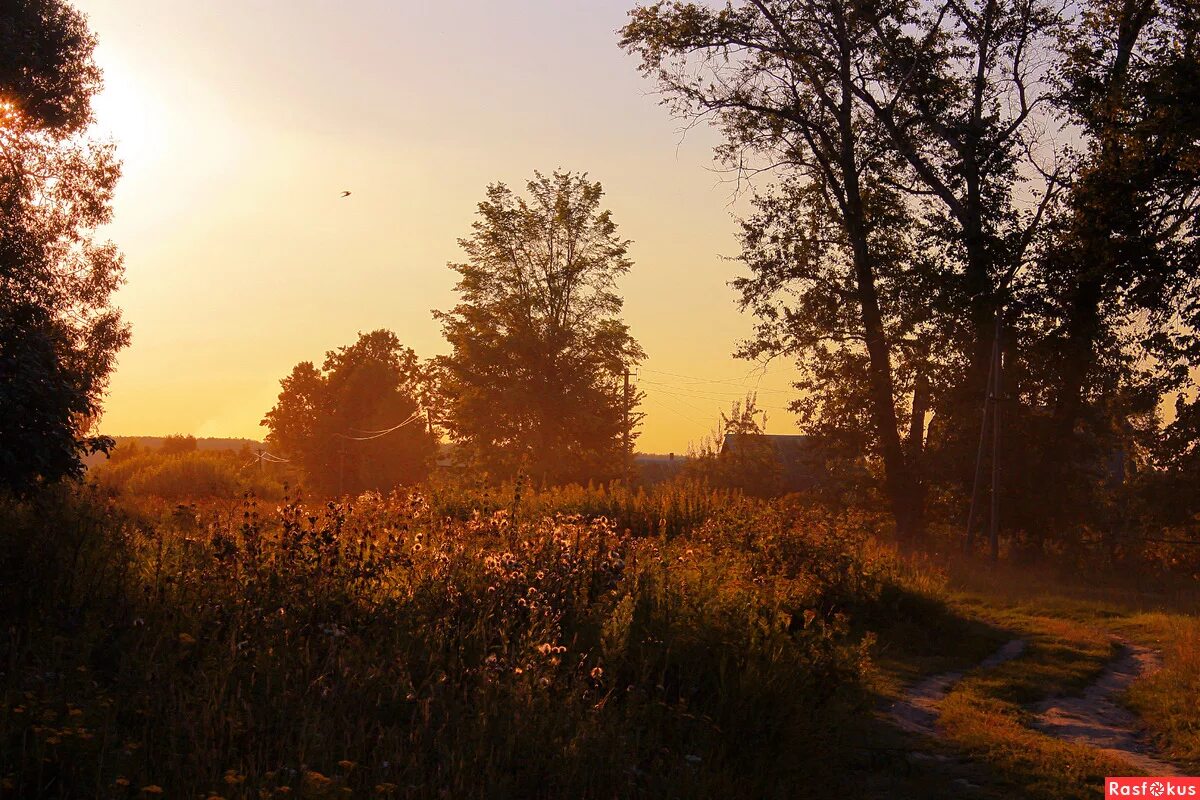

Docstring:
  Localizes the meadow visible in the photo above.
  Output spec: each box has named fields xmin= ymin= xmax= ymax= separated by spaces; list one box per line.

xmin=2 ymin=481 xmax=1196 ymax=799
xmin=0 ymin=482 xmax=923 ymax=799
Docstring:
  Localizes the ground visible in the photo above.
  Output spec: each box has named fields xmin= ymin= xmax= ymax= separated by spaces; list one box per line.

xmin=860 ymin=555 xmax=1199 ymax=800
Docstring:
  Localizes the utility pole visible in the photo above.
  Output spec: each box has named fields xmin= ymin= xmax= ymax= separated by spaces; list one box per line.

xmin=989 ymin=318 xmax=1003 ymax=562
xmin=964 ymin=311 xmax=1004 ymax=561
xmin=623 ymin=369 xmax=631 ymax=485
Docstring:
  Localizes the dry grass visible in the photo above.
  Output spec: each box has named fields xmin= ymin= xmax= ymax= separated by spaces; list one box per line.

xmin=1122 ymin=613 xmax=1200 ymax=770
xmin=0 ymin=486 xmax=912 ymax=799
xmin=3 ymin=483 xmax=1197 ymax=798
xmin=936 ymin=615 xmax=1127 ymax=800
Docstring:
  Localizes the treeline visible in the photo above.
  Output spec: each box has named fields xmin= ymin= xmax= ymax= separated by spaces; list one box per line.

xmin=260 ymin=173 xmax=644 ymax=496
xmin=91 ymin=436 xmax=284 ymax=500
xmin=621 ymin=0 xmax=1200 ymax=558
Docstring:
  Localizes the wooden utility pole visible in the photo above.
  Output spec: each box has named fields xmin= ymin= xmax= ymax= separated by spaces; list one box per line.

xmin=338 ymin=444 xmax=346 ymax=497
xmin=964 ymin=311 xmax=1004 ymax=561
xmin=623 ymin=369 xmax=631 ymax=484
xmin=989 ymin=319 xmax=1003 ymax=562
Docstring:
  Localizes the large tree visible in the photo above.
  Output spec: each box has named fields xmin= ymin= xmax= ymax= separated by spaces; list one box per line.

xmin=622 ymin=0 xmax=1199 ymax=553
xmin=1011 ymin=0 xmax=1200 ymax=550
xmin=262 ymin=331 xmax=438 ymax=496
xmin=622 ymin=0 xmax=931 ymax=539
xmin=0 ymin=0 xmax=128 ymax=493
xmin=434 ymin=171 xmax=645 ymax=485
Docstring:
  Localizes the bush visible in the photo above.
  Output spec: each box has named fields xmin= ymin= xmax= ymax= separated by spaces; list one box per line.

xmin=91 ymin=449 xmax=284 ymax=500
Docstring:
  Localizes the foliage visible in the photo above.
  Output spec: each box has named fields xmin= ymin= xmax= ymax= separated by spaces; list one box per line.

xmin=262 ymin=330 xmax=438 ymax=496
xmin=90 ymin=446 xmax=283 ymax=501
xmin=621 ymin=0 xmax=1200 ymax=556
xmin=0 ymin=487 xmax=920 ymax=799
xmin=435 ymin=171 xmax=645 ymax=486
xmin=0 ymin=0 xmax=128 ymax=493
xmin=681 ymin=395 xmax=784 ymax=497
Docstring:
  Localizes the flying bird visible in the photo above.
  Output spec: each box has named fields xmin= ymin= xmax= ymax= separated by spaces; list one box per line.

xmin=340 ymin=190 xmax=352 ymax=198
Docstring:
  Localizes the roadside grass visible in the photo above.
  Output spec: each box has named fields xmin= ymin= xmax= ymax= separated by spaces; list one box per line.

xmin=1119 ymin=613 xmax=1200 ymax=770
xmin=2 ymin=488 xmax=985 ymax=799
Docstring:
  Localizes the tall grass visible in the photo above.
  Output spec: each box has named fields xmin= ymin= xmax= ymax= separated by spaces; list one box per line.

xmin=0 ymin=487 xmax=910 ymax=799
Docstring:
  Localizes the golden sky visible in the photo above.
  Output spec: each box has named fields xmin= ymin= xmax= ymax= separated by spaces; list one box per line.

xmin=82 ymin=0 xmax=803 ymax=453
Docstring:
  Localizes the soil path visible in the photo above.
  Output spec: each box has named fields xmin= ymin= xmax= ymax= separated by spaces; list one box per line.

xmin=888 ymin=639 xmax=1027 ymax=736
xmin=889 ymin=634 xmax=1179 ymax=777
xmin=1031 ymin=640 xmax=1180 ymax=776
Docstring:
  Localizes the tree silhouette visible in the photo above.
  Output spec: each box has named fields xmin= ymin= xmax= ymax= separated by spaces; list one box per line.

xmin=622 ymin=0 xmax=929 ymax=538
xmin=434 ymin=172 xmax=645 ymax=485
xmin=262 ymin=331 xmax=437 ymax=496
xmin=0 ymin=0 xmax=128 ymax=493
xmin=623 ymin=0 xmax=1199 ymax=553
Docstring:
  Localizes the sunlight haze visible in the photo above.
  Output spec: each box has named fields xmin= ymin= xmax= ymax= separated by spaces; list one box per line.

xmin=81 ymin=0 xmax=804 ymax=452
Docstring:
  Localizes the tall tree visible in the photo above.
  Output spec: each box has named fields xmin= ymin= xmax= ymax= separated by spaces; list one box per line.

xmin=262 ymin=331 xmax=437 ymax=496
xmin=622 ymin=1 xmax=930 ymax=539
xmin=434 ymin=171 xmax=645 ymax=485
xmin=0 ymin=0 xmax=128 ymax=493
xmin=1014 ymin=0 xmax=1200 ymax=550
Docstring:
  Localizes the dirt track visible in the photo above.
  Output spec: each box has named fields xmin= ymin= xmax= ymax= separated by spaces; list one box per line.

xmin=1031 ymin=640 xmax=1180 ymax=776
xmin=889 ymin=635 xmax=1179 ymax=776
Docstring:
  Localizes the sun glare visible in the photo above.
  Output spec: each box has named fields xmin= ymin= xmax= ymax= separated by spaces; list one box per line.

xmin=89 ymin=57 xmax=166 ymax=169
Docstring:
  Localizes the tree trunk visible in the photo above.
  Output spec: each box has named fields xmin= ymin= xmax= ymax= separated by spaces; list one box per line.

xmin=835 ymin=34 xmax=923 ymax=544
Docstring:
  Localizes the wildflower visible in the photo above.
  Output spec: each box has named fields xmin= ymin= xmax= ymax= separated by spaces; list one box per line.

xmin=115 ymin=777 xmax=130 ymax=787
xmin=141 ymin=786 xmax=164 ymax=795
xmin=538 ymin=643 xmax=552 ymax=656
xmin=338 ymin=760 xmax=355 ymax=770
xmin=590 ymin=666 xmax=604 ymax=680
xmin=302 ymin=770 xmax=332 ymax=791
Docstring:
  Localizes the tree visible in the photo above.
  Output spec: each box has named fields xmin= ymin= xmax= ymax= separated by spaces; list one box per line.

xmin=262 ymin=331 xmax=437 ymax=496
xmin=0 ymin=0 xmax=128 ymax=493
xmin=685 ymin=395 xmax=785 ymax=495
xmin=1012 ymin=0 xmax=1200 ymax=552
xmin=622 ymin=0 xmax=1200 ymax=555
xmin=434 ymin=172 xmax=645 ymax=485
xmin=622 ymin=0 xmax=929 ymax=539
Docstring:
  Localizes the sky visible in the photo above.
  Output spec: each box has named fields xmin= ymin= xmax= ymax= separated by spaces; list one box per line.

xmin=80 ymin=0 xmax=804 ymax=453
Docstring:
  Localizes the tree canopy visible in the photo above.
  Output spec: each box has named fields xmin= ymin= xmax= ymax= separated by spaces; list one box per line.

xmin=0 ymin=0 xmax=128 ymax=494
xmin=262 ymin=331 xmax=438 ymax=496
xmin=622 ymin=0 xmax=1200 ymax=552
xmin=435 ymin=172 xmax=645 ymax=485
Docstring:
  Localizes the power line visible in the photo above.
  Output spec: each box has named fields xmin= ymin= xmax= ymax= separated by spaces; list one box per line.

xmin=639 ymin=366 xmax=794 ymax=394
xmin=643 ymin=383 xmax=795 ymax=414
xmin=645 ymin=393 xmax=709 ymax=429
xmin=332 ymin=411 xmax=422 ymax=441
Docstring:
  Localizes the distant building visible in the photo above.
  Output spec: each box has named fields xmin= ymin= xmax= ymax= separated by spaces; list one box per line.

xmin=720 ymin=433 xmax=824 ymax=493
